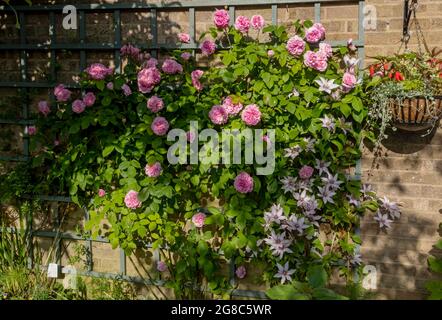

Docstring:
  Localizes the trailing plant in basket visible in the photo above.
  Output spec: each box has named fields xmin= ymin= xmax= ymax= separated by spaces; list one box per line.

xmin=16 ymin=10 xmax=403 ymax=299
xmin=366 ymin=48 xmax=442 ymax=142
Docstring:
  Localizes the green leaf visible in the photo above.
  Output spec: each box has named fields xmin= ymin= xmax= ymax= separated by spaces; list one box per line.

xmin=266 ymin=285 xmax=310 ymax=300
xmin=307 ymin=265 xmax=327 ymax=288
xmin=102 ymin=146 xmax=114 ymax=157
xmin=428 ymin=256 xmax=442 ymax=274
xmin=312 ymin=288 xmax=349 ymax=300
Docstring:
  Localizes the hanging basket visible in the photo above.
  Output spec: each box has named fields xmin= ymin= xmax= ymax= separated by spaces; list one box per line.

xmin=388 ymin=96 xmax=442 ymax=131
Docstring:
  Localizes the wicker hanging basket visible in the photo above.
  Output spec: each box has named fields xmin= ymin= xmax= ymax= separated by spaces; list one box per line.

xmin=388 ymin=96 xmax=442 ymax=131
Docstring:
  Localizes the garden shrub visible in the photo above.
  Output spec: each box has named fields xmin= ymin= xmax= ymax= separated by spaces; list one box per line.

xmin=21 ymin=11 xmax=401 ymax=299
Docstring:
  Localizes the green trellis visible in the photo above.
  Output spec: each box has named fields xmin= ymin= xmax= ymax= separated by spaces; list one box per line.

xmin=0 ymin=0 xmax=365 ymax=299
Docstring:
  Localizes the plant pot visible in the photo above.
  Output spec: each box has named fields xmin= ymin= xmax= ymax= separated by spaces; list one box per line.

xmin=389 ymin=96 xmax=442 ymax=131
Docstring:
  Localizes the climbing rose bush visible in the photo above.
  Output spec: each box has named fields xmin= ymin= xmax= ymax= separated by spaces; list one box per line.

xmin=29 ymin=15 xmax=401 ymax=299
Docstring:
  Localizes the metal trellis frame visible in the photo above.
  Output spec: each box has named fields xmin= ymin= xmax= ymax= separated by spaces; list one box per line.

xmin=0 ymin=0 xmax=365 ymax=299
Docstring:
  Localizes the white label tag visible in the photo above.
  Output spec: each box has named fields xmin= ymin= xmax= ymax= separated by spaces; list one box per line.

xmin=47 ymin=263 xmax=59 ymax=278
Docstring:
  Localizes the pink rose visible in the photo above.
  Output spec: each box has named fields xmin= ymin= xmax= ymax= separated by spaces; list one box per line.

xmin=313 ymin=23 xmax=326 ymax=39
xmin=250 ymin=15 xmax=265 ymax=30
xmin=98 ymin=189 xmax=106 ymax=197
xmin=124 ymin=190 xmax=142 ymax=209
xmin=145 ymin=162 xmax=162 ymax=178
xmin=145 ymin=58 xmax=158 ymax=68
xmin=191 ymin=70 xmax=204 ymax=91
xmin=304 ymin=51 xmax=328 ymax=72
xmin=86 ymin=63 xmax=113 ymax=80
xmin=151 ymin=116 xmax=169 ymax=136
xmin=241 ymin=104 xmax=261 ymax=126
xmin=54 ymin=139 xmax=60 ymax=146
xmin=267 ymin=49 xmax=275 ymax=57
xmin=235 ymin=16 xmax=250 ymax=34
xmin=54 ymin=84 xmax=71 ymax=102
xmin=209 ymin=105 xmax=228 ymax=125
xmin=137 ymin=67 xmax=161 ymax=93
xmin=162 ymin=58 xmax=183 ymax=74
xmin=262 ymin=135 xmax=271 ymax=145
xmin=299 ymin=165 xmax=314 ymax=180
xmin=38 ymin=100 xmax=50 ymax=116
xmin=286 ymin=35 xmax=306 ymax=57
xmin=234 ymin=172 xmax=254 ymax=194
xmin=178 ymin=32 xmax=191 ymax=43
xmin=192 ymin=212 xmax=206 ymax=228
xmin=181 ymin=52 xmax=192 ymax=61
xmin=122 ymin=84 xmax=132 ymax=96
xmin=28 ymin=126 xmax=37 ymax=136
xmin=342 ymin=72 xmax=357 ymax=90
xmin=305 ymin=26 xmax=323 ymax=44
xmin=157 ymin=261 xmax=168 ymax=272
xmin=319 ymin=43 xmax=333 ymax=58
xmin=120 ymin=44 xmax=141 ymax=60
xmin=147 ymin=95 xmax=164 ymax=113
xmin=83 ymin=92 xmax=96 ymax=107
xmin=213 ymin=9 xmax=230 ymax=29
xmin=200 ymin=40 xmax=216 ymax=56
xmin=72 ymin=99 xmax=86 ymax=114
xmin=186 ymin=130 xmax=196 ymax=142
xmin=222 ymin=96 xmax=243 ymax=116
xmin=236 ymin=266 xmax=247 ymax=279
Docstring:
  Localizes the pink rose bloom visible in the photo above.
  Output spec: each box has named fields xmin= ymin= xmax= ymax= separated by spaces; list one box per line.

xmin=234 ymin=172 xmax=254 ymax=194
xmin=262 ymin=135 xmax=271 ymax=145
xmin=124 ymin=190 xmax=142 ymax=209
xmin=200 ymin=40 xmax=216 ymax=56
xmin=98 ymin=189 xmax=106 ymax=197
xmin=213 ymin=9 xmax=230 ymax=29
xmin=319 ymin=42 xmax=333 ymax=58
xmin=299 ymin=165 xmax=314 ymax=180
xmin=235 ymin=16 xmax=250 ymax=34
xmin=209 ymin=105 xmax=228 ymax=125
xmin=192 ymin=212 xmax=206 ymax=228
xmin=181 ymin=52 xmax=192 ymax=61
xmin=186 ymin=130 xmax=196 ymax=142
xmin=313 ymin=23 xmax=326 ymax=39
xmin=38 ymin=100 xmax=50 ymax=116
xmin=267 ymin=49 xmax=275 ymax=57
xmin=241 ymin=104 xmax=261 ymax=126
xmin=305 ymin=26 xmax=323 ymax=44
xmin=162 ymin=58 xmax=183 ymax=74
xmin=286 ymin=35 xmax=306 ymax=57
xmin=236 ymin=266 xmax=247 ymax=279
xmin=145 ymin=162 xmax=162 ymax=178
xmin=54 ymin=84 xmax=71 ymax=102
xmin=120 ymin=44 xmax=141 ymax=60
xmin=106 ymin=82 xmax=114 ymax=90
xmin=178 ymin=32 xmax=191 ymax=43
xmin=122 ymin=84 xmax=132 ymax=96
xmin=251 ymin=15 xmax=265 ymax=30
xmin=222 ymin=96 xmax=243 ymax=116
xmin=147 ymin=95 xmax=164 ymax=113
xmin=191 ymin=69 xmax=204 ymax=91
xmin=151 ymin=116 xmax=169 ymax=136
xmin=304 ymin=51 xmax=328 ymax=72
xmin=72 ymin=99 xmax=86 ymax=114
xmin=342 ymin=72 xmax=357 ymax=90
xmin=145 ymin=57 xmax=158 ymax=68
xmin=86 ymin=63 xmax=113 ymax=80
xmin=137 ymin=67 xmax=161 ymax=93
xmin=28 ymin=126 xmax=37 ymax=136
xmin=157 ymin=261 xmax=168 ymax=272
xmin=83 ymin=92 xmax=96 ymax=107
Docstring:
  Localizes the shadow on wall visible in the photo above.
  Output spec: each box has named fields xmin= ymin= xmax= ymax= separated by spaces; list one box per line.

xmin=362 ymin=125 xmax=442 ymax=299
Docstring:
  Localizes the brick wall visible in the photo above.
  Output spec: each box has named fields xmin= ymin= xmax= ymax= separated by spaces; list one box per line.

xmin=1 ymin=0 xmax=441 ymax=299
